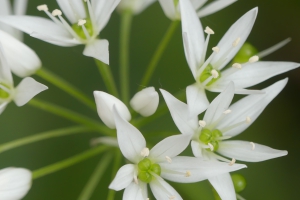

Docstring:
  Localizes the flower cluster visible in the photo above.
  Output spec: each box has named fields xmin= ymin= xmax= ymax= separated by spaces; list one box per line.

xmin=0 ymin=0 xmax=298 ymax=200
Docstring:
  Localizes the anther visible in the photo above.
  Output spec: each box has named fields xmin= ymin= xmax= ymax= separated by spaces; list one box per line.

xmin=204 ymin=26 xmax=215 ymax=35
xmin=212 ymin=46 xmax=220 ymax=53
xmin=199 ymin=120 xmax=206 ymax=127
xmin=246 ymin=117 xmax=251 ymax=124
xmin=141 ymin=148 xmax=150 ymax=157
xmin=223 ymin=109 xmax=232 ymax=114
xmin=37 ymin=4 xmax=48 ymax=11
xmin=232 ymin=37 xmax=241 ymax=47
xmin=185 ymin=171 xmax=191 ymax=177
xmin=232 ymin=63 xmax=242 ymax=69
xmin=248 ymin=55 xmax=259 ymax=63
xmin=165 ymin=156 xmax=172 ymax=163
xmin=208 ymin=143 xmax=214 ymax=151
xmin=169 ymin=196 xmax=176 ymax=200
xmin=229 ymin=158 xmax=236 ymax=166
xmin=250 ymin=142 xmax=255 ymax=150
xmin=52 ymin=9 xmax=62 ymax=16
xmin=211 ymin=70 xmax=219 ymax=78
xmin=78 ymin=19 xmax=87 ymax=26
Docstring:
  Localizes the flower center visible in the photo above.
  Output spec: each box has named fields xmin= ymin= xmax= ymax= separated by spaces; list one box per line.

xmin=199 ymin=128 xmax=223 ymax=151
xmin=199 ymin=64 xmax=221 ymax=86
xmin=72 ymin=18 xmax=94 ymax=40
xmin=232 ymin=42 xmax=258 ymax=64
xmin=137 ymin=158 xmax=161 ymax=183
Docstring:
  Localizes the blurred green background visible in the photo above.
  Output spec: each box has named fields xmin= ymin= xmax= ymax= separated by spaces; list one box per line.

xmin=0 ymin=0 xmax=299 ymax=199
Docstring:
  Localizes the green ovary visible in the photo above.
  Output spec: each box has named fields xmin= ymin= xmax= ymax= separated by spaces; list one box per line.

xmin=72 ymin=19 xmax=94 ymax=40
xmin=199 ymin=129 xmax=223 ymax=151
xmin=233 ymin=42 xmax=258 ymax=63
xmin=199 ymin=64 xmax=221 ymax=86
xmin=0 ymin=83 xmax=10 ymax=99
xmin=231 ymin=174 xmax=247 ymax=193
xmin=138 ymin=158 xmax=161 ymax=183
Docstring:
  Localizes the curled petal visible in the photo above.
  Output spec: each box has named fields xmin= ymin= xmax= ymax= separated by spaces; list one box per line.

xmin=83 ymin=39 xmax=109 ymax=64
xmin=158 ymin=0 xmax=179 ymax=20
xmin=109 ymin=164 xmax=135 ymax=191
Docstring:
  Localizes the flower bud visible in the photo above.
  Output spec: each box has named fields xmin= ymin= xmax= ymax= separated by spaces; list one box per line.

xmin=94 ymin=91 xmax=131 ymax=129
xmin=0 ymin=167 xmax=32 ymax=199
xmin=130 ymin=87 xmax=159 ymax=117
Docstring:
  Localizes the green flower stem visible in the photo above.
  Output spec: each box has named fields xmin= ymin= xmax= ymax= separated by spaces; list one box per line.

xmin=78 ymin=152 xmax=113 ymax=200
xmin=132 ymin=89 xmax=185 ymax=127
xmin=106 ymin=150 xmax=122 ymax=200
xmin=36 ymin=68 xmax=95 ymax=110
xmin=32 ymin=146 xmax=109 ymax=180
xmin=95 ymin=59 xmax=119 ymax=98
xmin=120 ymin=9 xmax=133 ymax=104
xmin=0 ymin=126 xmax=92 ymax=154
xmin=139 ymin=20 xmax=180 ymax=90
xmin=28 ymin=99 xmax=114 ymax=136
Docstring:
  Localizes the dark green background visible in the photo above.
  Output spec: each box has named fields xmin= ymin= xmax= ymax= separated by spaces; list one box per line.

xmin=0 ymin=0 xmax=299 ymax=199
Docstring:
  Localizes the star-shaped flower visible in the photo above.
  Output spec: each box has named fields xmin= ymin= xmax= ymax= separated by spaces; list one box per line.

xmin=180 ymin=0 xmax=300 ymax=117
xmin=0 ymin=0 xmax=121 ymax=64
xmin=109 ymin=106 xmax=246 ymax=199
xmin=160 ymin=79 xmax=288 ymax=199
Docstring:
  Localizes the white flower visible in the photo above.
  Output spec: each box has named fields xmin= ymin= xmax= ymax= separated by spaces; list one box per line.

xmin=158 ymin=0 xmax=237 ymax=21
xmin=180 ymin=1 xmax=300 ymax=117
xmin=0 ymin=0 xmax=28 ymax=41
xmin=109 ymin=106 xmax=246 ymax=200
xmin=160 ymin=79 xmax=288 ymax=200
xmin=0 ymin=29 xmax=41 ymax=77
xmin=118 ymin=0 xmax=156 ymax=15
xmin=0 ymin=0 xmax=121 ymax=64
xmin=0 ymin=167 xmax=32 ymax=200
xmin=130 ymin=87 xmax=159 ymax=117
xmin=0 ymin=45 xmax=47 ymax=114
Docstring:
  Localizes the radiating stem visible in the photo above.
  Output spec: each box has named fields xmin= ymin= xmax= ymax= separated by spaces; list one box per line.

xmin=95 ymin=59 xmax=119 ymax=98
xmin=32 ymin=146 xmax=108 ymax=179
xmin=36 ymin=68 xmax=95 ymax=110
xmin=106 ymin=151 xmax=122 ymax=200
xmin=0 ymin=126 xmax=92 ymax=154
xmin=139 ymin=20 xmax=180 ymax=90
xmin=28 ymin=99 xmax=114 ymax=136
xmin=119 ymin=9 xmax=133 ymax=104
xmin=78 ymin=152 xmax=113 ymax=200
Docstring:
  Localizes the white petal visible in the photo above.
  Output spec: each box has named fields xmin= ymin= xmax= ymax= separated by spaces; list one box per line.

xmin=83 ymin=39 xmax=109 ymax=64
xmin=150 ymin=174 xmax=183 ymax=200
xmin=14 ymin=77 xmax=48 ymax=106
xmin=211 ymin=8 xmax=258 ymax=70
xmin=0 ymin=102 xmax=8 ymax=115
xmin=130 ymin=87 xmax=159 ymax=117
xmin=113 ymin=107 xmax=145 ymax=163
xmin=158 ymin=0 xmax=178 ymax=20
xmin=56 ymin=0 xmax=86 ymax=24
xmin=123 ymin=181 xmax=148 ymax=200
xmin=149 ymin=134 xmax=192 ymax=163
xmin=216 ymin=61 xmax=299 ymax=90
xmin=160 ymin=89 xmax=198 ymax=135
xmin=0 ymin=0 xmax=16 ymax=38
xmin=186 ymin=84 xmax=209 ymax=117
xmin=197 ymin=0 xmax=237 ymax=18
xmin=180 ymin=0 xmax=205 ymax=77
xmin=0 ymin=167 xmax=32 ymax=200
xmin=191 ymin=140 xmax=203 ymax=158
xmin=208 ymin=173 xmax=236 ymax=200
xmin=217 ymin=78 xmax=287 ymax=137
xmin=109 ymin=164 xmax=135 ymax=191
xmin=0 ymin=44 xmax=13 ymax=84
xmin=218 ymin=140 xmax=288 ymax=162
xmin=204 ymin=82 xmax=234 ymax=126
xmin=0 ymin=30 xmax=41 ymax=77
xmin=13 ymin=0 xmax=28 ymax=15
xmin=190 ymin=0 xmax=207 ymax=10
xmin=160 ymin=156 xmax=246 ymax=183
xmin=94 ymin=91 xmax=131 ymax=129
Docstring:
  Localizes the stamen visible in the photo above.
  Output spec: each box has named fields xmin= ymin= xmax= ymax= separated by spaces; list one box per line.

xmin=212 ymin=46 xmax=220 ymax=53
xmin=169 ymin=196 xmax=176 ymax=200
xmin=229 ymin=158 xmax=236 ymax=166
xmin=78 ymin=19 xmax=87 ymax=26
xmin=216 ymin=135 xmax=232 ymax=140
xmin=232 ymin=63 xmax=242 ymax=69
xmin=134 ymin=175 xmax=139 ymax=184
xmin=233 ymin=37 xmax=241 ymax=47
xmin=211 ymin=70 xmax=219 ymax=78
xmin=141 ymin=148 xmax=150 ymax=157
xmin=185 ymin=171 xmax=191 ymax=177
xmin=223 ymin=109 xmax=232 ymax=114
xmin=52 ymin=9 xmax=62 ymax=16
xmin=248 ymin=55 xmax=259 ymax=63
xmin=250 ymin=142 xmax=255 ymax=150
xmin=208 ymin=143 xmax=214 ymax=151
xmin=204 ymin=26 xmax=215 ymax=35
xmin=37 ymin=4 xmax=48 ymax=11
xmin=199 ymin=120 xmax=206 ymax=127
xmin=246 ymin=117 xmax=251 ymax=124
xmin=165 ymin=156 xmax=172 ymax=163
